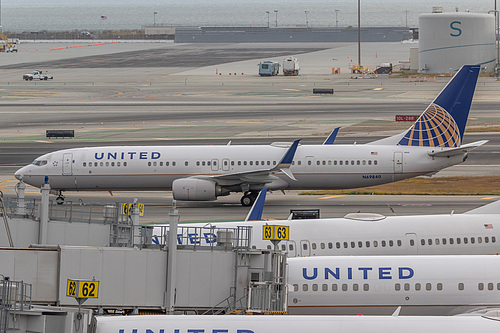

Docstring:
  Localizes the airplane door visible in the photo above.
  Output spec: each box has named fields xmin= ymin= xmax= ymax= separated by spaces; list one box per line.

xmin=222 ymin=158 xmax=230 ymax=171
xmin=305 ymin=156 xmax=315 ymax=173
xmin=211 ymin=159 xmax=219 ymax=171
xmin=62 ymin=153 xmax=73 ymax=175
xmin=405 ymin=233 xmax=418 ymax=255
xmin=299 ymin=240 xmax=311 ymax=257
xmin=394 ymin=152 xmax=403 ymax=173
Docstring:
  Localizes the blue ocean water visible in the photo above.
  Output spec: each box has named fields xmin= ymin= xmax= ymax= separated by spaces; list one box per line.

xmin=1 ymin=0 xmax=494 ymax=32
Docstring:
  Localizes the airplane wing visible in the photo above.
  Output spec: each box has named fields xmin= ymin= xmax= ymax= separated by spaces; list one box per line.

xmin=198 ymin=139 xmax=301 ymax=185
xmin=455 ymin=307 xmax=500 ymax=316
xmin=427 ymin=140 xmax=488 ymax=157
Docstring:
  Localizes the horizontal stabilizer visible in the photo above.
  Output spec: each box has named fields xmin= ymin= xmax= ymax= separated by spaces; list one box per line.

xmin=464 ymin=200 xmax=500 ymax=215
xmin=428 ymin=140 xmax=488 ymax=157
xmin=280 ymin=168 xmax=297 ymax=181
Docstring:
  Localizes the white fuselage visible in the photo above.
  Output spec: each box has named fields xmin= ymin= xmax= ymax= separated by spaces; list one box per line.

xmin=153 ymin=212 xmax=500 ymax=257
xmin=95 ymin=313 xmax=500 ymax=333
xmin=287 ymin=255 xmax=500 ymax=316
xmin=15 ymin=143 xmax=465 ymax=192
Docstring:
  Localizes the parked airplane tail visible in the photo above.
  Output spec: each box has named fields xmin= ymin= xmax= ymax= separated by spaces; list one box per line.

xmin=464 ymin=199 xmax=500 ymax=215
xmin=370 ymin=65 xmax=480 ymax=147
xmin=245 ymin=188 xmax=268 ymax=221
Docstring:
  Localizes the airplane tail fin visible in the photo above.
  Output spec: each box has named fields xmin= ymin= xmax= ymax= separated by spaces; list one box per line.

xmin=245 ymin=188 xmax=268 ymax=221
xmin=464 ymin=199 xmax=500 ymax=215
xmin=369 ymin=65 xmax=480 ymax=147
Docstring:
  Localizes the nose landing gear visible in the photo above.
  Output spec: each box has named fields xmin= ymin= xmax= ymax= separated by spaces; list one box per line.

xmin=56 ymin=191 xmax=65 ymax=205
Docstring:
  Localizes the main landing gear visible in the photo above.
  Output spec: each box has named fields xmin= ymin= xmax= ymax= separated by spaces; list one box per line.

xmin=240 ymin=191 xmax=259 ymax=207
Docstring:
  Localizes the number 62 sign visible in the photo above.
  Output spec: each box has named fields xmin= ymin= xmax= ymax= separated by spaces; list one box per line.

xmin=66 ymin=279 xmax=99 ymax=299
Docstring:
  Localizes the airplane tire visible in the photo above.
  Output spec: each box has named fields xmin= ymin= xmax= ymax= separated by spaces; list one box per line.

xmin=56 ymin=195 xmax=65 ymax=205
xmin=240 ymin=194 xmax=254 ymax=207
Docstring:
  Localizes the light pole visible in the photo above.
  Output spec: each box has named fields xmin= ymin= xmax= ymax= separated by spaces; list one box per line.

xmin=404 ymin=10 xmax=409 ymax=27
xmin=266 ymin=11 xmax=270 ymax=28
xmin=305 ymin=11 xmax=309 ymax=28
xmin=358 ymin=0 xmax=361 ymax=69
xmin=335 ymin=9 xmax=340 ymax=27
xmin=274 ymin=10 xmax=278 ymax=28
xmin=153 ymin=11 xmax=157 ymax=26
xmin=489 ymin=9 xmax=500 ymax=75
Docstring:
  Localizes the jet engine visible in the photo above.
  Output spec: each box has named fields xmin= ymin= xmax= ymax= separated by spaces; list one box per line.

xmin=172 ymin=178 xmax=220 ymax=201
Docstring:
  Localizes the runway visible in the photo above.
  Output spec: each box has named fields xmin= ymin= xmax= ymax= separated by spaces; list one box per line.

xmin=1 ymin=40 xmax=499 ymax=223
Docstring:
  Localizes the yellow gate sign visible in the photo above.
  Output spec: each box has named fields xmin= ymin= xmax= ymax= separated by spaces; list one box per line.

xmin=66 ymin=279 xmax=99 ymax=299
xmin=262 ymin=225 xmax=289 ymax=241
xmin=120 ymin=203 xmax=145 ymax=216
xmin=66 ymin=279 xmax=77 ymax=297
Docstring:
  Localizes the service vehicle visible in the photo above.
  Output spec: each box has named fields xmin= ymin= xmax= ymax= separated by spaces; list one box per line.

xmin=23 ymin=70 xmax=54 ymax=81
xmin=283 ymin=56 xmax=300 ymax=76
xmin=258 ymin=61 xmax=280 ymax=76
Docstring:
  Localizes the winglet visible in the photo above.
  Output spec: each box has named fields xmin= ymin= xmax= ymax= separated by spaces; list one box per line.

xmin=245 ymin=188 xmax=268 ymax=221
xmin=277 ymin=139 xmax=301 ymax=167
xmin=323 ymin=127 xmax=341 ymax=145
xmin=274 ymin=139 xmax=300 ymax=181
xmin=392 ymin=306 xmax=401 ymax=317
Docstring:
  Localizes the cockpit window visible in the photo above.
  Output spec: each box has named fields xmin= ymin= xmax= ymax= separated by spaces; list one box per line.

xmin=31 ymin=160 xmax=47 ymax=166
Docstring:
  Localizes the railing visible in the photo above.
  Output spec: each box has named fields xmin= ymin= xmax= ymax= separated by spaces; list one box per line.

xmin=247 ymin=282 xmax=286 ymax=314
xmin=201 ymin=289 xmax=248 ymax=315
xmin=0 ymin=278 xmax=32 ymax=333
xmin=3 ymin=197 xmax=127 ymax=224
xmin=149 ymin=225 xmax=252 ymax=250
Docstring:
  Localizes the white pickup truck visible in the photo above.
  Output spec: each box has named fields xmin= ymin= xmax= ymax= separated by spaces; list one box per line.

xmin=23 ymin=70 xmax=54 ymax=81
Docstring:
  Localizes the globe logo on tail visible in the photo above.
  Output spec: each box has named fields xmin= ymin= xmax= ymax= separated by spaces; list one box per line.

xmin=398 ymin=103 xmax=461 ymax=147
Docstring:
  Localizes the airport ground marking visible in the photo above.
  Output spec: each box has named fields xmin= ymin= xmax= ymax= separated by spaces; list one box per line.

xmin=0 ymin=178 xmax=17 ymax=193
xmin=319 ymin=195 xmax=345 ymax=200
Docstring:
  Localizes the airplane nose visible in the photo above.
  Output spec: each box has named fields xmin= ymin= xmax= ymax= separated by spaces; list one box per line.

xmin=14 ymin=166 xmax=26 ymax=180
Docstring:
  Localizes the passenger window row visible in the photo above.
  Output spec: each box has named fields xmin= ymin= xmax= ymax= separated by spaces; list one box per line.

xmin=147 ymin=161 xmax=177 ymax=167
xmin=290 ymin=160 xmax=379 ymax=166
xmin=419 ymin=236 xmax=496 ymax=246
xmin=280 ymin=235 xmax=497 ymax=252
xmin=139 ymin=159 xmax=379 ymax=169
xmin=293 ymin=282 xmax=500 ymax=293
xmin=83 ymin=161 xmax=128 ymax=167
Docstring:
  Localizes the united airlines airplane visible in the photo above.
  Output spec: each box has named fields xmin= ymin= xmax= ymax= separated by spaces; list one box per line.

xmin=94 ymin=312 xmax=500 ymax=333
xmin=288 ymin=254 xmax=500 ymax=316
xmin=153 ymin=198 xmax=500 ymax=257
xmin=15 ymin=65 xmax=486 ymax=206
